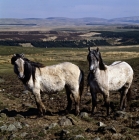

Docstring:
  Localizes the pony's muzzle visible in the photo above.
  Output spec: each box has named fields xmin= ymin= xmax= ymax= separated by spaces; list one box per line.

xmin=90 ymin=65 xmax=94 ymax=71
xmin=18 ymin=73 xmax=25 ymax=79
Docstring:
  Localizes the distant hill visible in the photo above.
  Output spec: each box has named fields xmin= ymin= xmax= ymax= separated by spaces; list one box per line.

xmin=0 ymin=16 xmax=139 ymax=27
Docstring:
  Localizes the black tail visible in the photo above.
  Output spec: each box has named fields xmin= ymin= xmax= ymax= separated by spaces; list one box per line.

xmin=127 ymin=88 xmax=132 ymax=102
xmin=79 ymin=69 xmax=84 ymax=99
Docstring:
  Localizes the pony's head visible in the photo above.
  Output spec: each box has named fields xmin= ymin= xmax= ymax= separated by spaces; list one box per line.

xmin=87 ymin=47 xmax=106 ymax=72
xmin=11 ymin=53 xmax=25 ymax=79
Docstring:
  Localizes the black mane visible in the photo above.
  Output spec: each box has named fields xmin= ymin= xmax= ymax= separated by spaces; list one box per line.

xmin=11 ymin=54 xmax=45 ymax=84
xmin=24 ymin=58 xmax=44 ymax=68
xmin=96 ymin=50 xmax=106 ymax=70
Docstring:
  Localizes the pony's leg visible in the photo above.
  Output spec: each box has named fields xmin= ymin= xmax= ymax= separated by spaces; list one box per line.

xmin=120 ymin=86 xmax=129 ymax=110
xmin=123 ymin=98 xmax=127 ymax=111
xmin=103 ymin=92 xmax=110 ymax=116
xmin=72 ymin=90 xmax=80 ymax=116
xmin=90 ymin=89 xmax=97 ymax=115
xmin=33 ymin=90 xmax=46 ymax=116
xmin=120 ymin=91 xmax=124 ymax=110
xmin=65 ymin=86 xmax=72 ymax=113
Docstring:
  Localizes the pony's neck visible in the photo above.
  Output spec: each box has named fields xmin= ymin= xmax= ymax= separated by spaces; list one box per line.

xmin=93 ymin=67 xmax=108 ymax=84
xmin=20 ymin=61 xmax=35 ymax=84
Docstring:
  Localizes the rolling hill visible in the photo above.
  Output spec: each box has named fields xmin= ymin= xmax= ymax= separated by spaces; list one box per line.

xmin=0 ymin=16 xmax=139 ymax=27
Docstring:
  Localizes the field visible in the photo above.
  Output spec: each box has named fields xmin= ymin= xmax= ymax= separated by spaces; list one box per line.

xmin=0 ymin=45 xmax=139 ymax=140
xmin=0 ymin=25 xmax=139 ymax=48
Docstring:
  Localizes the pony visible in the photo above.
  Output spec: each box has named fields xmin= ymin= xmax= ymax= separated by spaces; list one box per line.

xmin=11 ymin=54 xmax=84 ymax=116
xmin=87 ymin=47 xmax=133 ymax=116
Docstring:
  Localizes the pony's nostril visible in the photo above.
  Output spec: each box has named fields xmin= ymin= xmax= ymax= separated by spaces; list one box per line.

xmin=90 ymin=65 xmax=94 ymax=71
xmin=18 ymin=74 xmax=25 ymax=79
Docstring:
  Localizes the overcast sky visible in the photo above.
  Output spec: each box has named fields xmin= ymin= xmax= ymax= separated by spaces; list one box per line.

xmin=0 ymin=0 xmax=139 ymax=19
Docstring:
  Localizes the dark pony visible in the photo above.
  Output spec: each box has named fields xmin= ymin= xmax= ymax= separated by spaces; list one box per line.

xmin=87 ymin=47 xmax=133 ymax=116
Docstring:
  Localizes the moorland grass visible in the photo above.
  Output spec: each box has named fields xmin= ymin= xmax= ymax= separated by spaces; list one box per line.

xmin=0 ymin=45 xmax=139 ymax=75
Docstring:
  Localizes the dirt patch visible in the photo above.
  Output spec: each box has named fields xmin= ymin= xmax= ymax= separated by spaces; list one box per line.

xmin=79 ymin=32 xmax=101 ymax=37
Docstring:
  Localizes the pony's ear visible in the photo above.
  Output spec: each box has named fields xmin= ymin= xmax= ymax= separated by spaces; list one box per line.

xmin=20 ymin=53 xmax=24 ymax=58
xmin=88 ymin=47 xmax=91 ymax=52
xmin=96 ymin=47 xmax=99 ymax=52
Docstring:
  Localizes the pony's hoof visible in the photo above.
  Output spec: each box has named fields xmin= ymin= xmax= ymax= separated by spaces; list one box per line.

xmin=122 ymin=108 xmax=126 ymax=111
xmin=75 ymin=112 xmax=80 ymax=116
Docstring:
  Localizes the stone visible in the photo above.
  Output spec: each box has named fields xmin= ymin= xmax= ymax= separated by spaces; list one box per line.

xmin=115 ymin=111 xmax=133 ymax=119
xmin=8 ymin=117 xmax=16 ymax=122
xmin=46 ymin=122 xmax=58 ymax=129
xmin=74 ymin=134 xmax=85 ymax=139
xmin=67 ymin=116 xmax=77 ymax=125
xmin=93 ymin=137 xmax=101 ymax=140
xmin=20 ymin=132 xmax=28 ymax=137
xmin=0 ymin=124 xmax=7 ymax=131
xmin=7 ymin=124 xmax=17 ymax=131
xmin=86 ymin=92 xmax=91 ymax=96
xmin=136 ymin=120 xmax=139 ymax=125
xmin=15 ymin=114 xmax=25 ymax=121
xmin=112 ymin=133 xmax=122 ymax=139
xmin=0 ymin=113 xmax=7 ymax=119
xmin=58 ymin=116 xmax=73 ymax=126
xmin=97 ymin=122 xmax=106 ymax=127
xmin=134 ymin=89 xmax=138 ymax=92
xmin=13 ymin=122 xmax=22 ymax=129
xmin=80 ymin=112 xmax=89 ymax=118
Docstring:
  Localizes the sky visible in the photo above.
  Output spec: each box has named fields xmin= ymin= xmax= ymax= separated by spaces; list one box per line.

xmin=0 ymin=0 xmax=139 ymax=19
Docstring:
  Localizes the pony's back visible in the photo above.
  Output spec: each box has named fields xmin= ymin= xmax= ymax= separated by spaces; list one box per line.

xmin=108 ymin=61 xmax=133 ymax=91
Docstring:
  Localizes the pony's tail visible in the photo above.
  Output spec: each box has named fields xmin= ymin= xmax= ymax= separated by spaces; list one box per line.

xmin=127 ymin=88 xmax=132 ymax=102
xmin=79 ymin=69 xmax=84 ymax=100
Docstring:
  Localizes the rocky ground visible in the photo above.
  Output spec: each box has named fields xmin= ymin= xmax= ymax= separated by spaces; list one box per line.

xmin=0 ymin=59 xmax=139 ymax=140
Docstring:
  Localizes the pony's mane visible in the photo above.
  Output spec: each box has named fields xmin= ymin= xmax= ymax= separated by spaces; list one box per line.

xmin=23 ymin=58 xmax=45 ymax=84
xmin=97 ymin=50 xmax=106 ymax=70
xmin=24 ymin=58 xmax=45 ymax=68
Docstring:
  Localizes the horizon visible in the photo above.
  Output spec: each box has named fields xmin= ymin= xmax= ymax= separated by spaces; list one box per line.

xmin=0 ymin=16 xmax=139 ymax=20
xmin=0 ymin=0 xmax=139 ymax=19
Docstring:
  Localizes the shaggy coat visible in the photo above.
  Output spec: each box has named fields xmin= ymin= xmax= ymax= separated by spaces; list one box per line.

xmin=87 ymin=47 xmax=133 ymax=116
xmin=11 ymin=54 xmax=84 ymax=116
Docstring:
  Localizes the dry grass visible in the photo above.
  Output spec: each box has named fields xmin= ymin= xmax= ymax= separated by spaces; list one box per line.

xmin=0 ymin=45 xmax=139 ymax=66
xmin=102 ymin=51 xmax=139 ymax=61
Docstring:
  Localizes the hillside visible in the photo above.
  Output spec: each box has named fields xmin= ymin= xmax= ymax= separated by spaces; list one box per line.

xmin=0 ymin=16 xmax=139 ymax=27
xmin=0 ymin=16 xmax=139 ymax=47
